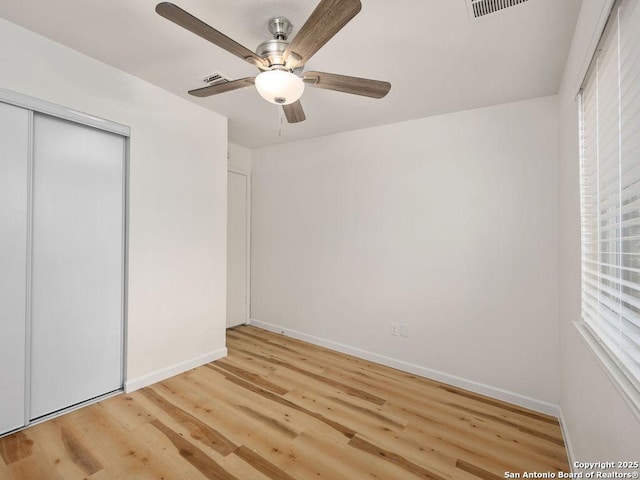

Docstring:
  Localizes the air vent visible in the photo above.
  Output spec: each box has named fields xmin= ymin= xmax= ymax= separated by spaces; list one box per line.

xmin=465 ymin=0 xmax=529 ymax=20
xmin=201 ymin=72 xmax=231 ymax=86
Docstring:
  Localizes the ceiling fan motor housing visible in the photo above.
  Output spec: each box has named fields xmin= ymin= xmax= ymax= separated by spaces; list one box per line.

xmin=256 ymin=39 xmax=289 ymax=68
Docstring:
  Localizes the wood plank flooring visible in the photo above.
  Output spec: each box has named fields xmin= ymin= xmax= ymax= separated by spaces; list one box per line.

xmin=0 ymin=325 xmax=570 ymax=479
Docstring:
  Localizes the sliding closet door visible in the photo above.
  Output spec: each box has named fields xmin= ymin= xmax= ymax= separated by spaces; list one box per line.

xmin=30 ymin=113 xmax=124 ymax=419
xmin=0 ymin=102 xmax=29 ymax=433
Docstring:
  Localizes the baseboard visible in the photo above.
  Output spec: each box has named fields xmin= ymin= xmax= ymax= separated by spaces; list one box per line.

xmin=558 ymin=408 xmax=576 ymax=470
xmin=124 ymin=347 xmax=227 ymax=393
xmin=249 ymin=318 xmax=560 ymax=417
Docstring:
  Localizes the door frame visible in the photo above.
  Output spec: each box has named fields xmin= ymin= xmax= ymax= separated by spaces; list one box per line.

xmin=227 ymin=167 xmax=251 ymax=326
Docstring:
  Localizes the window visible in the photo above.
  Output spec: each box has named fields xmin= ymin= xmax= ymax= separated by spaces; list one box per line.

xmin=579 ymin=0 xmax=640 ymax=413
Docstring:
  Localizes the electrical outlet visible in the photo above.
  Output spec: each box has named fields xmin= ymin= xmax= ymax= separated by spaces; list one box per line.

xmin=391 ymin=323 xmax=399 ymax=336
xmin=400 ymin=324 xmax=409 ymax=337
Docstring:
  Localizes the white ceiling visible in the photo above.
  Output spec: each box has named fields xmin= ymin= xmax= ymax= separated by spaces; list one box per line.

xmin=0 ymin=0 xmax=582 ymax=148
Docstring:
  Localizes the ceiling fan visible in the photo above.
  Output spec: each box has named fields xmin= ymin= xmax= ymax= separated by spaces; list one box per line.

xmin=155 ymin=0 xmax=391 ymax=123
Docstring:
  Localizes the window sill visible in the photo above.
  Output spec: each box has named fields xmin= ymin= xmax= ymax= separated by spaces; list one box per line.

xmin=574 ymin=321 xmax=640 ymax=423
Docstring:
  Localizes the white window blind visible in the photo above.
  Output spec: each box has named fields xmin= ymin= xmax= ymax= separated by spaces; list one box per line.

xmin=579 ymin=0 xmax=640 ymax=405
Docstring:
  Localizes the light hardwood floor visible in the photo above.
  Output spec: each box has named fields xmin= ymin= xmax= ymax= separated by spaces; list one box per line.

xmin=0 ymin=325 xmax=569 ymax=479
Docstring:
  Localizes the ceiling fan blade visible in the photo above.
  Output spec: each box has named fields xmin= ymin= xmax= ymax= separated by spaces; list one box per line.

xmin=303 ymin=71 xmax=391 ymax=99
xmin=156 ymin=2 xmax=267 ymax=69
xmin=188 ymin=77 xmax=255 ymax=97
xmin=283 ymin=101 xmax=306 ymax=123
xmin=284 ymin=0 xmax=361 ymax=68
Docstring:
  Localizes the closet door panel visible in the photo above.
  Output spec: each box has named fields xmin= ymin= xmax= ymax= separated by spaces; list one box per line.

xmin=0 ymin=102 xmax=29 ymax=433
xmin=30 ymin=114 xmax=124 ymax=419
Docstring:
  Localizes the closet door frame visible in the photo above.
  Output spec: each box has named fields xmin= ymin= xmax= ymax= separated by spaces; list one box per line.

xmin=0 ymin=87 xmax=130 ymax=431
xmin=226 ymin=166 xmax=251 ymax=328
xmin=0 ymin=102 xmax=30 ymax=435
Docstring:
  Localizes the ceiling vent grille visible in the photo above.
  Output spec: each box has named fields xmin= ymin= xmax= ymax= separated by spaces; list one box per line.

xmin=201 ymin=72 xmax=231 ymax=86
xmin=466 ymin=0 xmax=529 ymax=20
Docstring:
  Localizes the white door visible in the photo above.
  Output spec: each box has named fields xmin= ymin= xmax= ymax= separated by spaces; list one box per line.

xmin=0 ymin=102 xmax=29 ymax=433
xmin=226 ymin=171 xmax=249 ymax=328
xmin=30 ymin=113 xmax=125 ymax=419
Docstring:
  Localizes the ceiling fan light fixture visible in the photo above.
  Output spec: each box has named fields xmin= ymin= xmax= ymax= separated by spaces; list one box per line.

xmin=255 ymin=69 xmax=304 ymax=105
xmin=156 ymin=0 xmax=390 ymax=125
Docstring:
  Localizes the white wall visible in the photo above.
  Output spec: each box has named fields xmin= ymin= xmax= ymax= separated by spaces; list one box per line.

xmin=251 ymin=96 xmax=560 ymax=411
xmin=228 ymin=142 xmax=252 ymax=172
xmin=0 ymin=18 xmax=229 ymax=390
xmin=557 ymin=0 xmax=640 ymax=461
